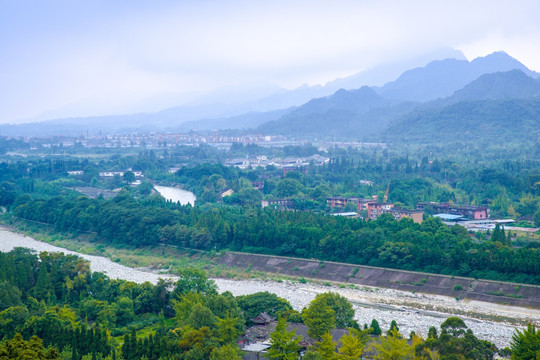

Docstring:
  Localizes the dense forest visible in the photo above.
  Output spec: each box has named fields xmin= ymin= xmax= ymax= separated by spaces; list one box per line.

xmin=6 ymin=190 xmax=539 ymax=284
xmin=2 ymin=249 xmax=538 ymax=360
xmin=0 ymin=248 xmax=248 ymax=359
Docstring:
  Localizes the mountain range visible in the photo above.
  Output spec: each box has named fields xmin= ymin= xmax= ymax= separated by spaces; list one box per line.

xmin=256 ymin=52 xmax=540 ymax=142
xmin=1 ymin=51 xmax=539 ymax=143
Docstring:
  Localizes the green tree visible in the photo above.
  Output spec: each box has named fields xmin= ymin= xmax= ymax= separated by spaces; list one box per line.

xmin=370 ymin=319 xmax=382 ymax=336
xmin=268 ymin=318 xmax=302 ymax=360
xmin=33 ymin=263 xmax=52 ymax=301
xmin=302 ymin=299 xmax=336 ymax=340
xmin=303 ymin=350 xmax=324 ymax=360
xmin=275 ymin=178 xmax=304 ymax=197
xmin=427 ymin=326 xmax=438 ymax=339
xmin=337 ymin=329 xmax=370 ymax=359
xmin=0 ymin=333 xmax=60 ymax=360
xmin=511 ymin=324 xmax=540 ymax=360
xmin=136 ymin=181 xmax=154 ymax=196
xmin=492 ymin=224 xmax=507 ymax=244
xmin=209 ymin=344 xmax=242 ymax=360
xmin=115 ymin=297 xmax=134 ymax=326
xmin=215 ymin=315 xmax=242 ymax=345
xmin=122 ymin=171 xmax=136 ymax=184
xmin=313 ymin=292 xmax=356 ymax=328
xmin=387 ymin=320 xmax=399 ymax=337
xmin=370 ymin=329 xmax=414 ymax=360
xmin=0 ymin=281 xmax=23 ymax=310
xmin=440 ymin=317 xmax=467 ymax=338
xmin=187 ymin=303 xmax=216 ymax=329
xmin=173 ymin=292 xmax=204 ymax=325
xmin=237 ymin=292 xmax=292 ymax=324
xmin=533 ymin=209 xmax=540 ymax=227
xmin=315 ymin=333 xmax=337 ymax=360
xmin=173 ymin=268 xmax=217 ymax=296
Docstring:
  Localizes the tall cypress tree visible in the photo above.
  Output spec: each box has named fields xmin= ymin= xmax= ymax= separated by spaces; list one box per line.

xmin=130 ymin=328 xmax=137 ymax=360
xmin=33 ymin=262 xmax=52 ymax=301
xmin=370 ymin=319 xmax=382 ymax=335
xmin=122 ymin=334 xmax=130 ymax=360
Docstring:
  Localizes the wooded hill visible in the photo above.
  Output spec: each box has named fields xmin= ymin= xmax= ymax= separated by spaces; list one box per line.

xmin=257 ymin=69 xmax=540 ymax=142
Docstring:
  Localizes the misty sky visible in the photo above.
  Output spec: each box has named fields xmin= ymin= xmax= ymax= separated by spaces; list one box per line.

xmin=1 ymin=0 xmax=539 ymax=124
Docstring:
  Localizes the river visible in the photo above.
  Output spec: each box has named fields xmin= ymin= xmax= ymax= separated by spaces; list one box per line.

xmin=0 ymin=226 xmax=533 ymax=348
xmin=153 ymin=185 xmax=196 ymax=205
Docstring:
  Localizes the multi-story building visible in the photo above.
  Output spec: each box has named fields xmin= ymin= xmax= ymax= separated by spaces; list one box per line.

xmin=366 ymin=202 xmax=394 ymax=220
xmin=389 ymin=208 xmax=424 ymax=224
xmin=326 ymin=197 xmax=373 ymax=212
xmin=417 ymin=202 xmax=489 ymax=220
xmin=261 ymin=199 xmax=295 ymax=210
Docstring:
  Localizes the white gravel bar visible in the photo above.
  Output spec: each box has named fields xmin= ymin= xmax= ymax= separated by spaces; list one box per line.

xmin=1 ymin=226 xmax=538 ymax=348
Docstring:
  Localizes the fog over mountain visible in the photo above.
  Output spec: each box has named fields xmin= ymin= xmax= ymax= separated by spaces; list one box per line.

xmin=256 ymin=52 xmax=540 ymax=140
xmin=1 ymin=51 xmax=539 ymax=139
xmin=375 ymin=51 xmax=539 ymax=102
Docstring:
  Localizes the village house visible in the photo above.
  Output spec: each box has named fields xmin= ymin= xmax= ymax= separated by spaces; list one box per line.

xmin=67 ymin=170 xmax=84 ymax=175
xmin=99 ymin=170 xmax=144 ymax=179
xmin=220 ymin=189 xmax=234 ymax=198
xmin=261 ymin=199 xmax=295 ymax=210
xmin=327 ymin=196 xmax=373 ymax=212
xmin=417 ymin=202 xmax=489 ymax=220
xmin=366 ymin=202 xmax=394 ymax=220
xmin=224 ymin=158 xmax=250 ymax=169
xmin=389 ymin=208 xmax=424 ymax=224
xmin=251 ymin=181 xmax=265 ymax=190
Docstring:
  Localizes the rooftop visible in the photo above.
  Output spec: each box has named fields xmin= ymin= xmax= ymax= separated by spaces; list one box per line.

xmin=434 ymin=213 xmax=465 ymax=220
xmin=242 ymin=343 xmax=270 ymax=352
xmin=331 ymin=212 xmax=359 ymax=217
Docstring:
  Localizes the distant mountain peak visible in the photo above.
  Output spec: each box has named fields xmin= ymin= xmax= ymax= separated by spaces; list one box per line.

xmin=470 ymin=51 xmax=535 ymax=75
xmin=447 ymin=69 xmax=540 ymax=102
xmin=376 ymin=51 xmax=538 ymax=102
xmin=471 ymin=50 xmax=511 ymax=62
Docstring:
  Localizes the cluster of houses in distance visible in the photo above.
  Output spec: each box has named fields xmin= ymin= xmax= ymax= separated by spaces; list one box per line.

xmin=224 ymin=154 xmax=330 ymax=170
xmin=66 ymin=165 xmax=532 ymax=232
xmin=14 ymin=131 xmax=387 ymax=151
xmin=262 ymin=194 xmax=511 ymax=230
xmin=323 ymin=198 xmax=527 ymax=232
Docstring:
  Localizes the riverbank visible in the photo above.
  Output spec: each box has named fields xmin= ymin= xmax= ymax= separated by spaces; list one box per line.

xmin=218 ymin=252 xmax=540 ymax=308
xmin=1 ymin=225 xmax=538 ymax=348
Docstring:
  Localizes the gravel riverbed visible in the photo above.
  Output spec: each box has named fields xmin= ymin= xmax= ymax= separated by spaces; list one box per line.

xmin=1 ymin=226 xmax=538 ymax=349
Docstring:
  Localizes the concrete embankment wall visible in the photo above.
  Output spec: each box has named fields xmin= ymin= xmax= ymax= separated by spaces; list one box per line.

xmin=217 ymin=252 xmax=540 ymax=309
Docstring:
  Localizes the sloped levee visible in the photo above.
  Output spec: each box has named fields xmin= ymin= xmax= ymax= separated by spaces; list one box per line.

xmin=217 ymin=252 xmax=540 ymax=308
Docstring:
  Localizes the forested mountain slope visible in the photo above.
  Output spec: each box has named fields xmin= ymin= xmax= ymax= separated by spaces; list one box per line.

xmin=383 ymin=99 xmax=540 ymax=142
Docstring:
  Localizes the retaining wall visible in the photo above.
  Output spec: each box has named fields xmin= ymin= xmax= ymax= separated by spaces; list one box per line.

xmin=217 ymin=252 xmax=540 ymax=308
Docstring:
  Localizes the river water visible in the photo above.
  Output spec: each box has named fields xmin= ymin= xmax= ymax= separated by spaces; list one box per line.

xmin=153 ymin=185 xmax=196 ymax=206
xmin=0 ymin=226 xmax=532 ymax=348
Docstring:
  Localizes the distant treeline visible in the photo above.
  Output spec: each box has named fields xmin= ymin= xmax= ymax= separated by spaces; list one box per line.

xmin=11 ymin=191 xmax=540 ymax=284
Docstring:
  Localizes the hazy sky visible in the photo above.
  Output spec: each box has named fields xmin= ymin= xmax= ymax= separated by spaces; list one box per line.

xmin=1 ymin=0 xmax=539 ymax=124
